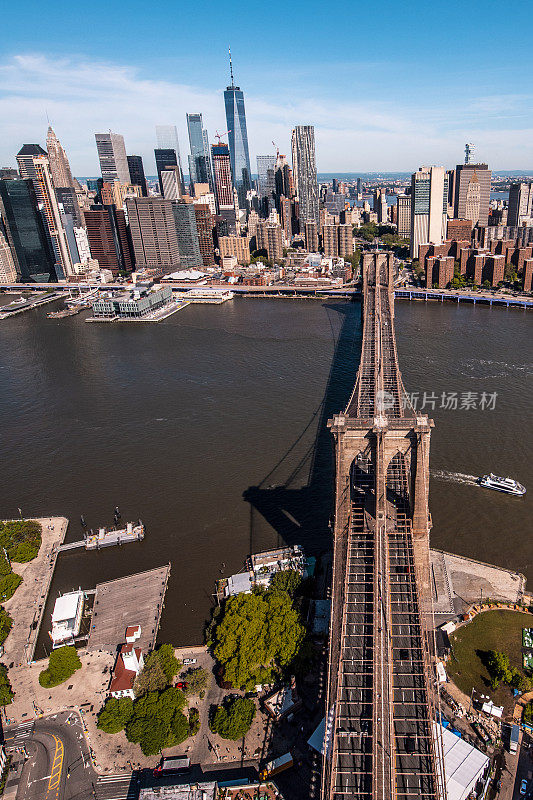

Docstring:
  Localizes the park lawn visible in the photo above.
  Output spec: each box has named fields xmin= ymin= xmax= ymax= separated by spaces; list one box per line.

xmin=447 ymin=610 xmax=533 ymax=708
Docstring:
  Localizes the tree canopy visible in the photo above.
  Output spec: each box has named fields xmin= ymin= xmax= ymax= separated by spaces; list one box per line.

xmin=211 ymin=588 xmax=306 ymax=690
xmin=0 ymin=607 xmax=13 ymax=645
xmin=485 ymin=649 xmax=531 ymax=692
xmin=269 ymin=570 xmax=302 ymax=598
xmin=134 ymin=644 xmax=180 ymax=696
xmin=39 ymin=645 xmax=82 ymax=688
xmin=210 ymin=696 xmax=256 ymax=740
xmin=182 ymin=667 xmax=209 ymax=697
xmin=97 ymin=697 xmax=134 ymax=733
xmin=98 ymin=686 xmax=194 ymax=755
xmin=0 ymin=664 xmax=14 ymax=705
xmin=0 ymin=520 xmax=41 ymax=562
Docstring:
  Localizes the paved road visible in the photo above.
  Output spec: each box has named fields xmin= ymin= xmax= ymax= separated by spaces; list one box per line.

xmin=4 ymin=711 xmax=98 ymax=800
xmin=94 ymin=774 xmax=138 ymax=800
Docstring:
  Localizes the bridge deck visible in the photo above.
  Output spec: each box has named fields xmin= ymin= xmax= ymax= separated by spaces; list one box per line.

xmin=323 ymin=253 xmax=443 ymax=800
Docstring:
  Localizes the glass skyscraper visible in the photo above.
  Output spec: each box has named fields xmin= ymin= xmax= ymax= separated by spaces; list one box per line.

xmin=224 ymin=56 xmax=252 ymax=209
xmin=0 ymin=179 xmax=57 ymax=282
xmin=291 ymin=125 xmax=319 ymax=225
xmin=186 ymin=113 xmax=212 ymax=189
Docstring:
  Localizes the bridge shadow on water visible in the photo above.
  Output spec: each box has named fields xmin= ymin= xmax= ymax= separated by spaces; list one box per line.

xmin=243 ymin=300 xmax=362 ymax=559
xmin=241 ymin=300 xmax=362 ymax=799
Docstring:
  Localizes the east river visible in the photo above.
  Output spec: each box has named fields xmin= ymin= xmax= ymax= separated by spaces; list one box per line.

xmin=0 ymin=296 xmax=531 ymax=649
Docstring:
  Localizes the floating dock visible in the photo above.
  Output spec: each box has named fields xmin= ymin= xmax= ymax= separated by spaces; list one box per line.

xmin=58 ymin=521 xmax=144 ymax=552
xmin=86 ymin=564 xmax=170 ymax=653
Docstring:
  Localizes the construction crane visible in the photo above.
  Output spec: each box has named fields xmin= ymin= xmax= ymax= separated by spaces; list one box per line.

xmin=272 ymin=140 xmax=279 ymax=158
xmin=214 ymin=129 xmax=231 ymax=144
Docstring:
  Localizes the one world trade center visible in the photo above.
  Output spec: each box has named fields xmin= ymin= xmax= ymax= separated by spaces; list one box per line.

xmin=224 ymin=49 xmax=252 ymax=209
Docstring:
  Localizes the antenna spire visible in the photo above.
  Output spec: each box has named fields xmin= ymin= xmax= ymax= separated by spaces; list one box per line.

xmin=228 ymin=46 xmax=234 ymax=87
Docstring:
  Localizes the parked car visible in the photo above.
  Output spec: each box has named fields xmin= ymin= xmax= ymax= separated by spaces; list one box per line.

xmin=183 ymin=658 xmax=197 ymax=665
xmin=520 ymin=779 xmax=528 ymax=795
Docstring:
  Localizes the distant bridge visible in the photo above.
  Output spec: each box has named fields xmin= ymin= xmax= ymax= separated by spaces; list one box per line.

xmin=321 ymin=252 xmax=446 ymax=800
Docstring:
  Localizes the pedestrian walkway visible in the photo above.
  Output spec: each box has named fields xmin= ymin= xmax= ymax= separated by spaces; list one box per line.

xmin=95 ymin=773 xmax=138 ymax=800
xmin=2 ymin=516 xmax=68 ymax=664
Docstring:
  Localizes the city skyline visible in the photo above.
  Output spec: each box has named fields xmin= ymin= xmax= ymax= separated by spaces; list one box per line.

xmin=1 ymin=0 xmax=532 ymax=174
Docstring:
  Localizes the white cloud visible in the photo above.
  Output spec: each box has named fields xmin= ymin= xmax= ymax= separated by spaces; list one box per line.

xmin=1 ymin=53 xmax=532 ymax=174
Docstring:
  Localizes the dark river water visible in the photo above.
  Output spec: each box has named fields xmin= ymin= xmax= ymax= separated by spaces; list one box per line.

xmin=0 ymin=296 xmax=531 ymax=651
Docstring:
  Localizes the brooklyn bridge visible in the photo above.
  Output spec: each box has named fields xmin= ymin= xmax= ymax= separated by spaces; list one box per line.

xmin=321 ymin=251 xmax=446 ymax=800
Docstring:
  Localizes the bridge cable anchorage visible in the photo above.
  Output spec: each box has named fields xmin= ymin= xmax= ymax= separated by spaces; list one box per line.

xmin=323 ymin=252 xmax=446 ymax=800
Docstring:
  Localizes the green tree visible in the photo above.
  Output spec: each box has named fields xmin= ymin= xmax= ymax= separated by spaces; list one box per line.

xmin=212 ymin=590 xmax=305 ymax=689
xmin=122 ymin=687 xmax=190 ymax=755
xmin=269 ymin=570 xmax=302 ymax=598
xmin=134 ymin=655 xmax=168 ymax=696
xmin=485 ymin=650 xmax=512 ymax=689
xmin=210 ymin=696 xmax=256 ymax=740
xmin=0 ymin=607 xmax=13 ymax=645
xmin=0 ymin=573 xmax=22 ymax=602
xmin=134 ymin=645 xmax=180 ymax=696
xmin=97 ymin=697 xmax=134 ymax=733
xmin=0 ymin=520 xmax=41 ymax=562
xmin=155 ymin=644 xmax=180 ymax=682
xmin=482 ymin=279 xmax=491 ymax=289
xmin=0 ymin=664 xmax=14 ymax=705
xmin=183 ymin=667 xmax=209 ymax=697
xmin=188 ymin=707 xmax=200 ymax=736
xmin=39 ymin=646 xmax=82 ymax=688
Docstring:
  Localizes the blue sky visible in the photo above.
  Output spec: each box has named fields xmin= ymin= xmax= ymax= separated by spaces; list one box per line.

xmin=1 ymin=0 xmax=532 ymax=174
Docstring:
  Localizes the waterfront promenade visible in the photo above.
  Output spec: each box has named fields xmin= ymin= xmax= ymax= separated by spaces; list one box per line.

xmin=2 ymin=516 xmax=68 ymax=665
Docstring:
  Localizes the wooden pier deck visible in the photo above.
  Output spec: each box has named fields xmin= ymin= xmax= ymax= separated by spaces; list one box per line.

xmin=86 ymin=564 xmax=170 ymax=653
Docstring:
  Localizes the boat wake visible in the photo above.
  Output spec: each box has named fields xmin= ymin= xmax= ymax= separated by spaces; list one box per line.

xmin=430 ymin=469 xmax=478 ymax=486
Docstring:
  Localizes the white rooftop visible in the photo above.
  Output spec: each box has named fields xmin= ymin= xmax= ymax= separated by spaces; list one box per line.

xmin=227 ymin=572 xmax=253 ymax=595
xmin=437 ymin=723 xmax=489 ymax=800
xmin=167 ymin=270 xmax=207 ymax=281
xmin=51 ymin=591 xmax=83 ymax=623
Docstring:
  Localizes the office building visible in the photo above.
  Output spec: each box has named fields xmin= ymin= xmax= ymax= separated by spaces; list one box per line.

xmin=186 ymin=113 xmax=212 ymax=188
xmin=155 ymin=149 xmax=179 ymax=194
xmin=15 ymin=144 xmax=47 ymax=180
xmin=193 ymin=186 xmax=216 ymax=216
xmin=172 ymin=202 xmax=203 ymax=270
xmin=224 ymin=52 xmax=252 ymax=208
xmin=161 ymin=167 xmax=182 ymax=201
xmin=507 ymin=182 xmax=533 ymax=227
xmin=211 ymin=143 xmax=234 ymax=210
xmin=356 ymin=177 xmax=363 ymax=194
xmin=274 ymin=155 xmax=294 ymax=205
xmin=0 ymin=178 xmax=57 ymax=281
xmin=46 ymin=126 xmax=75 ymax=190
xmin=291 ymin=126 xmax=319 ymax=225
xmin=257 ymin=155 xmax=276 ymax=197
xmin=101 ymin=180 xmax=142 ymax=209
xmin=447 ymin=218 xmax=473 ymax=242
xmin=410 ymin=166 xmax=448 ymax=258
xmin=125 ymin=197 xmax=180 ymax=273
xmin=95 ymin=132 xmax=130 ymax=183
xmin=84 ymin=204 xmax=134 ymax=275
xmin=218 ymin=235 xmax=251 ymax=265
xmin=338 ymin=223 xmax=353 ymax=257
xmin=0 ymin=168 xmax=18 ymax=180
xmin=193 ymin=204 xmax=215 ymax=266
xmin=55 ymin=186 xmax=83 ymax=226
xmin=256 ymin=222 xmax=283 ymax=263
xmin=17 ymin=151 xmax=73 ymax=277
xmin=0 ymin=230 xmax=18 ymax=283
xmin=397 ymin=194 xmax=411 ymax=238
xmin=305 ymin=221 xmax=319 ymax=252
xmin=127 ymin=156 xmax=148 ymax=196
xmin=73 ymin=226 xmax=91 ymax=263
xmin=454 ymin=163 xmax=491 ymax=227
xmin=279 ymin=196 xmax=292 ymax=241
xmin=322 ymin=224 xmax=338 ymax=257
xmin=156 ymin=125 xmax=183 ymax=174
xmin=523 ymin=259 xmax=533 ymax=292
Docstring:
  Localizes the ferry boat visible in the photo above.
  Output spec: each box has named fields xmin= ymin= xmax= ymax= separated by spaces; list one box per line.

xmin=478 ymin=473 xmax=526 ymax=496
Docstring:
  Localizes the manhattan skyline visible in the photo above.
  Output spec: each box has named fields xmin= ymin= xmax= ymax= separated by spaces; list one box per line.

xmin=1 ymin=0 xmax=532 ymax=175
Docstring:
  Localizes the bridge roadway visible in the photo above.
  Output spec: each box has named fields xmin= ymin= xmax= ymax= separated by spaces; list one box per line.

xmin=322 ymin=253 xmax=444 ymax=800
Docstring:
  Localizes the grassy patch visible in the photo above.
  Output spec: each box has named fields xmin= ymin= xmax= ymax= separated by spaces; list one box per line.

xmin=0 ymin=520 xmax=41 ymax=562
xmin=448 ymin=610 xmax=533 ymax=706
